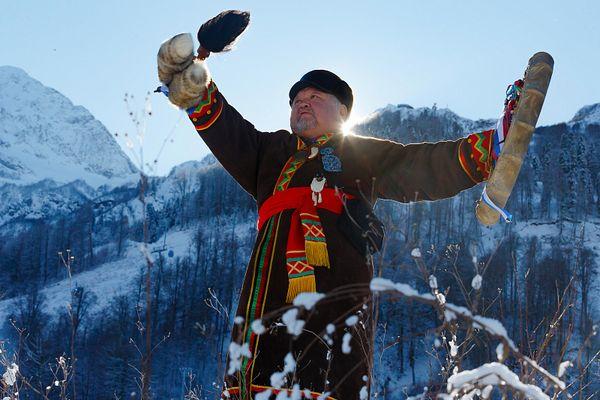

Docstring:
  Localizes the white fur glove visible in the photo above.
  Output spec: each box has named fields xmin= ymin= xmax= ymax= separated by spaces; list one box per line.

xmin=157 ymin=33 xmax=211 ymax=109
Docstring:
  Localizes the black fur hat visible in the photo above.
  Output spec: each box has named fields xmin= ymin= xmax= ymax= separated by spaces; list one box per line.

xmin=289 ymin=70 xmax=353 ymax=113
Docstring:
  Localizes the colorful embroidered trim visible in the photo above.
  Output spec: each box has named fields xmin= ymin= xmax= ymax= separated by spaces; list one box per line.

xmin=273 ymin=133 xmax=334 ymax=193
xmin=458 ymin=129 xmax=495 ymax=182
xmin=187 ymin=80 xmax=223 ymax=131
xmin=223 ymin=385 xmax=337 ymax=399
xmin=274 ymin=157 xmax=305 ymax=193
xmin=235 ymin=214 xmax=281 ymax=397
xmin=273 ymin=134 xmax=333 ymax=302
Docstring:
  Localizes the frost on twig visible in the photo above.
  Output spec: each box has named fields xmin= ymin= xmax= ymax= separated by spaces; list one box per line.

xmin=2 ymin=363 xmax=18 ymax=386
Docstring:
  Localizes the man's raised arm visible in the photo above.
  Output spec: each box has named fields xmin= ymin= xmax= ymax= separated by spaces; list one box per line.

xmin=157 ymin=33 xmax=274 ymax=199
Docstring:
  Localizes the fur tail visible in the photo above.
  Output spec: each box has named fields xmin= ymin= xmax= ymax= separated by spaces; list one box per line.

xmin=197 ymin=10 xmax=250 ymax=53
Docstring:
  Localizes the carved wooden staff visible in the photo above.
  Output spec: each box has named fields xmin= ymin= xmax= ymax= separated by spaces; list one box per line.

xmin=476 ymin=52 xmax=554 ymax=226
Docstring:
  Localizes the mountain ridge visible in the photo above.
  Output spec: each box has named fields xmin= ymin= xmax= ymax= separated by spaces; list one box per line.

xmin=0 ymin=65 xmax=138 ymax=189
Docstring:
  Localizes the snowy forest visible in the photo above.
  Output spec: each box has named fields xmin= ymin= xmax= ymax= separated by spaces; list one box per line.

xmin=0 ymin=66 xmax=598 ymax=399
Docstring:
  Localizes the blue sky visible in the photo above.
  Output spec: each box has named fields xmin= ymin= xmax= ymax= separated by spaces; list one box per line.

xmin=1 ymin=0 xmax=598 ymax=175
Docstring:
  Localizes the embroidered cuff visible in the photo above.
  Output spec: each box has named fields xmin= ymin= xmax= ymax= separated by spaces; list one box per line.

xmin=187 ymin=80 xmax=223 ymax=131
xmin=458 ymin=129 xmax=495 ymax=183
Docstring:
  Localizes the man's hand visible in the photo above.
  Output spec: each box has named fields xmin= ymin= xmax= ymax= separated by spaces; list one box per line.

xmin=157 ymin=33 xmax=211 ymax=109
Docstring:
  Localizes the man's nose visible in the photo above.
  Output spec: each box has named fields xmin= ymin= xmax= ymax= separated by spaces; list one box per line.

xmin=297 ymin=100 xmax=310 ymax=109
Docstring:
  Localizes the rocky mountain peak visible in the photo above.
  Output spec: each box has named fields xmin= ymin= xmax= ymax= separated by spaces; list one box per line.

xmin=0 ymin=65 xmax=138 ymax=189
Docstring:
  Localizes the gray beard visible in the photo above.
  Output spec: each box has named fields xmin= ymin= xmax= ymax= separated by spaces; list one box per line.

xmin=291 ymin=115 xmax=317 ymax=134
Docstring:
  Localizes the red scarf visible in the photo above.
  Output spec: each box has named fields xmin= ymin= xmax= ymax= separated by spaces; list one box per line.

xmin=258 ymin=187 xmax=351 ymax=303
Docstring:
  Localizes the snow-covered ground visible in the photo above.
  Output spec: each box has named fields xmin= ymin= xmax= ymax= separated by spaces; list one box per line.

xmin=0 ymin=215 xmax=258 ymax=340
xmin=0 ymin=227 xmax=194 ymax=337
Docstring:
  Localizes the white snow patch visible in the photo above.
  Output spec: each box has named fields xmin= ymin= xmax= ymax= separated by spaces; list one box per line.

xmin=2 ymin=363 xmax=18 ymax=386
xmin=443 ymin=303 xmax=518 ymax=351
xmin=251 ymin=319 xmax=267 ymax=335
xmin=227 ymin=342 xmax=251 ymax=375
xmin=558 ymin=360 xmax=572 ymax=378
xmin=292 ymin=292 xmax=325 ymax=310
xmin=436 ymin=292 xmax=446 ymax=305
xmin=269 ymin=353 xmax=296 ymax=389
xmin=471 ymin=274 xmax=483 ymax=290
xmin=370 ymin=278 xmax=434 ymax=301
xmin=345 ymin=315 xmax=359 ymax=327
xmin=496 ymin=343 xmax=505 ymax=361
xmin=481 ymin=385 xmax=493 ymax=399
xmin=326 ymin=323 xmax=335 ymax=335
xmin=342 ymin=332 xmax=352 ymax=354
xmin=449 ymin=337 xmax=458 ymax=357
xmin=282 ymin=308 xmax=305 ymax=336
xmin=428 ymin=275 xmax=438 ymax=289
xmin=359 ymin=385 xmax=368 ymax=399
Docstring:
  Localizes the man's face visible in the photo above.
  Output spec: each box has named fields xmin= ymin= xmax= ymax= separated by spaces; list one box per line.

xmin=290 ymin=87 xmax=348 ymax=139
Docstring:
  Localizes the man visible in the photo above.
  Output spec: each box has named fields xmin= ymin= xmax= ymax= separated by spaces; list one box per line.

xmin=158 ymin=33 xmax=497 ymax=399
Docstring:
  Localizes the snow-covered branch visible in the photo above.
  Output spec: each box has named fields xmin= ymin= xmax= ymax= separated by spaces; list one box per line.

xmin=370 ymin=277 xmax=570 ymax=398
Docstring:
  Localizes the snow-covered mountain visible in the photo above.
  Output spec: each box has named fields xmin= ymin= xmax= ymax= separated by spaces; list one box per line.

xmin=0 ymin=66 xmax=138 ymax=188
xmin=355 ymin=103 xmax=497 ymax=140
xmin=568 ymin=102 xmax=600 ymax=130
xmin=0 ymin=66 xmax=140 ymax=227
xmin=0 ymin=179 xmax=93 ymax=227
xmin=365 ymin=103 xmax=496 ymax=131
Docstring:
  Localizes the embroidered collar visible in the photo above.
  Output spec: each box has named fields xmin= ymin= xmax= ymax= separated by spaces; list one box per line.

xmin=297 ymin=132 xmax=336 ymax=150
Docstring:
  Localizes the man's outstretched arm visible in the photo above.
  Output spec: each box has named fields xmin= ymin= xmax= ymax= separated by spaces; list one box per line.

xmin=362 ymin=130 xmax=496 ymax=203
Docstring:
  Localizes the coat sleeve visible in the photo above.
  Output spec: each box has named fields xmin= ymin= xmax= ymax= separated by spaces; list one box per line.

xmin=361 ymin=130 xmax=495 ymax=202
xmin=185 ymin=81 xmax=277 ymax=199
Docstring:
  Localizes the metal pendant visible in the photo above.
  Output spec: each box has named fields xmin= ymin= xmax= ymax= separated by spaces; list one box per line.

xmin=308 ymin=146 xmax=319 ymax=160
xmin=310 ymin=175 xmax=326 ymax=206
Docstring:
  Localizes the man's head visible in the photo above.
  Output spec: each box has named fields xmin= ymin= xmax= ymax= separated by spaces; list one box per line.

xmin=289 ymin=70 xmax=353 ymax=139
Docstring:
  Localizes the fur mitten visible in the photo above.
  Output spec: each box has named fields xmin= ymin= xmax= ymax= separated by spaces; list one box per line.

xmin=157 ymin=33 xmax=210 ymax=109
xmin=157 ymin=33 xmax=194 ymax=84
xmin=167 ymin=60 xmax=210 ymax=109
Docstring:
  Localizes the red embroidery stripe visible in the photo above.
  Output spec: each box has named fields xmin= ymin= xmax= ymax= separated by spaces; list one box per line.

xmin=194 ymin=101 xmax=224 ymax=131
